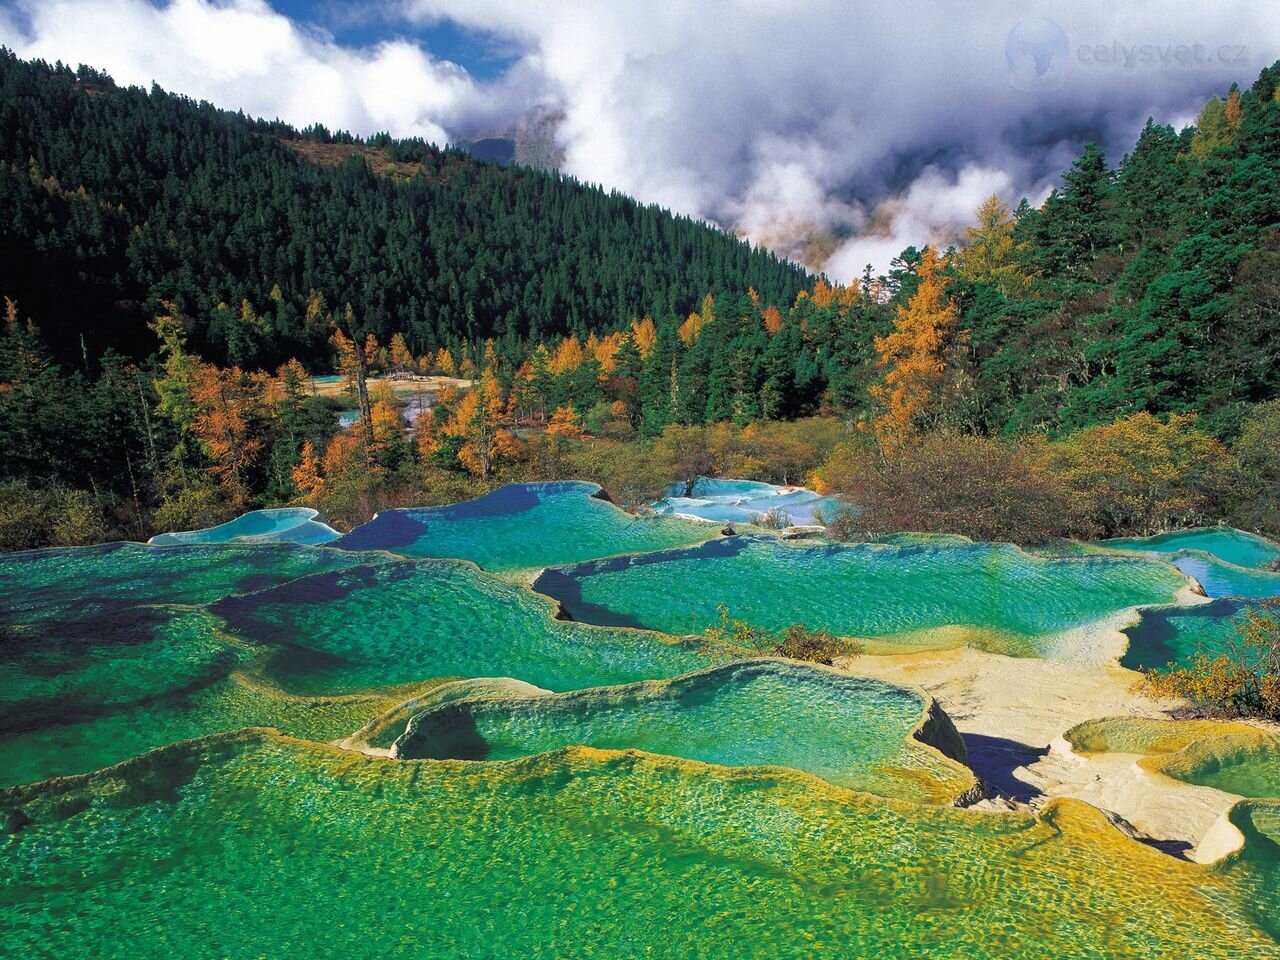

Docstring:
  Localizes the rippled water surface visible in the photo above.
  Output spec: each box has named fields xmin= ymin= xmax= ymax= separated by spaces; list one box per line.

xmin=333 ymin=481 xmax=716 ymax=571
xmin=2 ymin=735 xmax=1276 ymax=960
xmin=536 ymin=537 xmax=1190 ymax=657
xmin=395 ymin=659 xmax=970 ymax=803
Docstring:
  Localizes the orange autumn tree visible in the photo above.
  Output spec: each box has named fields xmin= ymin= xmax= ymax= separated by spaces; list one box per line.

xmin=761 ymin=304 xmax=784 ymax=335
xmin=865 ymin=248 xmax=962 ymax=449
xmin=444 ymin=371 xmax=515 ymax=479
xmin=388 ymin=332 xmax=413 ymax=372
xmin=546 ymin=405 xmax=583 ymax=439
xmin=292 ymin=440 xmax=324 ymax=500
xmin=189 ymin=364 xmax=264 ymax=506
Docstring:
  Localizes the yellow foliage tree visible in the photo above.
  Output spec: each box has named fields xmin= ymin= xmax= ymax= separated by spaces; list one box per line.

xmin=435 ymin=347 xmax=457 ymax=377
xmin=551 ymin=336 xmax=586 ymax=374
xmin=631 ymin=316 xmax=657 ymax=359
xmin=292 ymin=440 xmax=324 ymax=500
xmin=810 ymin=279 xmax=837 ymax=309
xmin=958 ymin=194 xmax=1035 ymax=298
xmin=444 ymin=372 xmax=514 ymax=479
xmin=388 ymin=333 xmax=413 ymax=372
xmin=865 ymin=248 xmax=961 ymax=449
xmin=546 ymin=405 xmax=583 ymax=439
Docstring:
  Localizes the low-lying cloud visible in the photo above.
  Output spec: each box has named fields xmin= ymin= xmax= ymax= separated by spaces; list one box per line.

xmin=3 ymin=0 xmax=1277 ymax=277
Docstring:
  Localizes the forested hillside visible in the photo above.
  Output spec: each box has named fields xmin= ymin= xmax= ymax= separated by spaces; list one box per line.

xmin=0 ymin=49 xmax=811 ymax=367
xmin=1 ymin=49 xmax=1279 ymax=549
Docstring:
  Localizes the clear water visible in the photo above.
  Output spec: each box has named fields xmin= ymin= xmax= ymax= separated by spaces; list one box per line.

xmin=534 ymin=537 xmax=1190 ymax=658
xmin=334 ymin=481 xmax=717 ymax=572
xmin=394 ymin=659 xmax=972 ymax=804
xmin=653 ymin=477 xmax=850 ymax=526
xmin=1 ymin=733 xmax=1274 ymax=960
xmin=0 ymin=605 xmax=400 ymax=787
xmin=148 ymin=507 xmax=341 ymax=546
xmin=1101 ymin=528 xmax=1280 ymax=600
xmin=1166 ymin=553 xmax=1280 ymax=600
xmin=1120 ymin=599 xmax=1265 ymax=670
xmin=210 ymin=558 xmax=709 ymax=696
xmin=8 ymin=506 xmax=1280 ymax=955
xmin=0 ymin=541 xmax=371 ymax=625
xmin=1163 ymin=734 xmax=1280 ymax=799
xmin=1104 ymin=528 xmax=1280 ymax=570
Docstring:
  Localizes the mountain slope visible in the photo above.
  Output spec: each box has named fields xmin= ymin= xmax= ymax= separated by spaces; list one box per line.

xmin=0 ymin=50 xmax=811 ymax=367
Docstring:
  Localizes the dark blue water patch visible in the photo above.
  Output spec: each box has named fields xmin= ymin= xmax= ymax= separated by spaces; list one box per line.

xmin=332 ymin=512 xmax=431 ymax=551
xmin=414 ymin=483 xmax=545 ymax=520
xmin=529 ymin=569 xmax=651 ymax=630
xmin=0 ymin=604 xmax=175 ymax=660
xmin=0 ymin=646 xmax=241 ymax=736
xmin=210 ymin=564 xmax=405 ymax=628
xmin=1120 ymin=599 xmax=1252 ymax=671
xmin=333 ymin=484 xmax=551 ymax=551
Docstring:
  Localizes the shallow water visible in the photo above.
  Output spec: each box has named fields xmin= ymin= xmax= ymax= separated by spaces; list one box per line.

xmin=1104 ymin=528 xmax=1280 ymax=571
xmin=210 ymin=558 xmax=709 ymax=696
xmin=0 ymin=541 xmax=370 ymax=626
xmin=535 ymin=536 xmax=1190 ymax=658
xmin=0 ymin=604 xmax=398 ymax=786
xmin=1 ymin=733 xmax=1275 ymax=960
xmin=1101 ymin=528 xmax=1280 ymax=599
xmin=394 ymin=659 xmax=971 ymax=803
xmin=149 ymin=507 xmax=341 ymax=546
xmin=652 ymin=477 xmax=849 ymax=526
xmin=333 ymin=481 xmax=716 ymax=572
xmin=1120 ymin=599 xmax=1267 ymax=670
xmin=1161 ymin=734 xmax=1280 ymax=799
xmin=8 ymin=507 xmax=1280 ymax=954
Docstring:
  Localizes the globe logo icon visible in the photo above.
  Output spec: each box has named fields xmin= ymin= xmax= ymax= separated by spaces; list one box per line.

xmin=1006 ymin=18 xmax=1069 ymax=90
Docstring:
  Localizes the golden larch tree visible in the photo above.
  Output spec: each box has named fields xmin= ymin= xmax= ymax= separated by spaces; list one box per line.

xmin=958 ymin=194 xmax=1035 ymax=298
xmin=866 ymin=248 xmax=961 ymax=450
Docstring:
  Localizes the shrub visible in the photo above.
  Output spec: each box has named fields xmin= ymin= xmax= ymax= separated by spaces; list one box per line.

xmin=752 ymin=506 xmax=792 ymax=530
xmin=1042 ymin=412 xmax=1234 ymax=536
xmin=1139 ymin=599 xmax=1280 ymax=719
xmin=814 ymin=432 xmax=1088 ymax=544
xmin=702 ymin=605 xmax=863 ymax=665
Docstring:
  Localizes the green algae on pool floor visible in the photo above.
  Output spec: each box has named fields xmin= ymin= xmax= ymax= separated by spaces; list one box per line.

xmin=211 ymin=558 xmax=709 ymax=696
xmin=392 ymin=659 xmax=975 ymax=804
xmin=0 ymin=603 xmax=423 ymax=787
xmin=3 ymin=730 xmax=1278 ymax=960
xmin=1064 ymin=716 xmax=1264 ymax=758
xmin=332 ymin=481 xmax=719 ymax=573
xmin=1157 ymin=732 xmax=1280 ymax=800
xmin=533 ymin=536 xmax=1192 ymax=660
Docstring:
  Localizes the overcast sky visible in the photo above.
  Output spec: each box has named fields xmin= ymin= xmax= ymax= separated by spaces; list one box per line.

xmin=3 ymin=0 xmax=1275 ymax=277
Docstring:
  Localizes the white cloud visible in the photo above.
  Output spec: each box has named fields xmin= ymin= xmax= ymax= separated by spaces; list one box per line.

xmin=0 ymin=0 xmax=492 ymax=143
xmin=4 ymin=0 xmax=1279 ymax=276
xmin=406 ymin=0 xmax=1280 ymax=275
